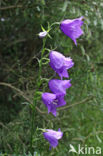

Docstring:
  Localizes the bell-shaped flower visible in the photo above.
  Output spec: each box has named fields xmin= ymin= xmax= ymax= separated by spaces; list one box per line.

xmin=49 ymin=79 xmax=71 ymax=96
xmin=60 ymin=16 xmax=84 ymax=45
xmin=43 ymin=128 xmax=63 ymax=149
xmin=49 ymin=51 xmax=74 ymax=79
xmin=42 ymin=92 xmax=66 ymax=116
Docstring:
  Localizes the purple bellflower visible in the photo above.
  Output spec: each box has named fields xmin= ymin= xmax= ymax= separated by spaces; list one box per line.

xmin=38 ymin=31 xmax=47 ymax=38
xmin=49 ymin=51 xmax=74 ymax=79
xmin=43 ymin=128 xmax=63 ymax=149
xmin=42 ymin=92 xmax=66 ymax=116
xmin=60 ymin=16 xmax=84 ymax=45
xmin=49 ymin=79 xmax=71 ymax=96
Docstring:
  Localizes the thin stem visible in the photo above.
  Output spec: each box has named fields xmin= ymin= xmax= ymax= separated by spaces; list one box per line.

xmin=37 ymin=38 xmax=46 ymax=87
xmin=58 ymin=95 xmax=94 ymax=111
xmin=0 ymin=5 xmax=22 ymax=10
xmin=30 ymin=37 xmax=46 ymax=154
xmin=0 ymin=82 xmax=45 ymax=114
xmin=30 ymin=101 xmax=36 ymax=154
xmin=50 ymin=22 xmax=60 ymax=27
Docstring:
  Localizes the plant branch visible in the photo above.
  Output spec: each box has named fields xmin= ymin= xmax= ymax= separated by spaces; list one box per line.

xmin=0 ymin=82 xmax=46 ymax=115
xmin=0 ymin=82 xmax=94 ymax=114
xmin=0 ymin=5 xmax=22 ymax=10
xmin=58 ymin=96 xmax=94 ymax=111
xmin=84 ymin=130 xmax=103 ymax=143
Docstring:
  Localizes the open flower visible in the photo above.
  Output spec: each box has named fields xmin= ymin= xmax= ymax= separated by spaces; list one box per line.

xmin=43 ymin=128 xmax=63 ymax=149
xmin=38 ymin=31 xmax=47 ymax=38
xmin=49 ymin=51 xmax=74 ymax=79
xmin=60 ymin=16 xmax=84 ymax=45
xmin=49 ymin=79 xmax=71 ymax=96
xmin=42 ymin=92 xmax=66 ymax=116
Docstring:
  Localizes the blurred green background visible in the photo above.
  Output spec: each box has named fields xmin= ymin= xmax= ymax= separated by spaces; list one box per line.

xmin=0 ymin=0 xmax=103 ymax=155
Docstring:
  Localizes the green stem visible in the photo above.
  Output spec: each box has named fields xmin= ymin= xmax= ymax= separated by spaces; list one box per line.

xmin=30 ymin=38 xmax=46 ymax=154
xmin=50 ymin=22 xmax=60 ymax=27
xmin=37 ymin=38 xmax=46 ymax=88
xmin=30 ymin=104 xmax=35 ymax=154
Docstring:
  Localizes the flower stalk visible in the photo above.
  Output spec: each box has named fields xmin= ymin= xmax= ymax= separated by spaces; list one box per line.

xmin=30 ymin=37 xmax=47 ymax=154
xmin=30 ymin=16 xmax=84 ymax=152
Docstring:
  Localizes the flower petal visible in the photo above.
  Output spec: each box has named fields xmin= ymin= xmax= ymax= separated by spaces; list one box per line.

xmin=64 ymin=57 xmax=74 ymax=69
xmin=42 ymin=92 xmax=56 ymax=104
xmin=49 ymin=51 xmax=74 ymax=78
xmin=57 ymin=96 xmax=66 ymax=107
xmin=61 ymin=67 xmax=69 ymax=78
xmin=49 ymin=79 xmax=71 ymax=95
xmin=42 ymin=92 xmax=57 ymax=115
xmin=49 ymin=51 xmax=64 ymax=69
xmin=43 ymin=129 xmax=63 ymax=149
xmin=43 ymin=132 xmax=58 ymax=148
xmin=38 ymin=31 xmax=47 ymax=38
xmin=60 ymin=16 xmax=84 ymax=45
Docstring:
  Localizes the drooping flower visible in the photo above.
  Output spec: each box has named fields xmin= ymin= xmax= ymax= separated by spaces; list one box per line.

xmin=42 ymin=92 xmax=66 ymax=116
xmin=38 ymin=31 xmax=47 ymax=38
xmin=49 ymin=79 xmax=71 ymax=96
xmin=49 ymin=51 xmax=74 ymax=79
xmin=60 ymin=16 xmax=84 ymax=45
xmin=43 ymin=128 xmax=63 ymax=149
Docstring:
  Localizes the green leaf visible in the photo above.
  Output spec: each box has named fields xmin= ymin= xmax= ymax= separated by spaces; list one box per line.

xmin=41 ymin=25 xmax=46 ymax=32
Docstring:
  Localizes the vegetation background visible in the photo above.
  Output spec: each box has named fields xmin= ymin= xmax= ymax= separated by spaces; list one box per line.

xmin=0 ymin=0 xmax=103 ymax=155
